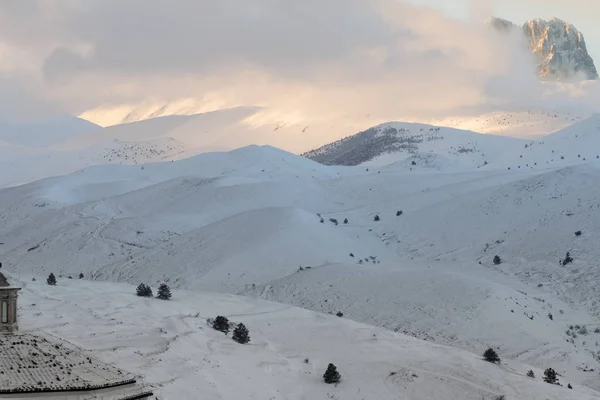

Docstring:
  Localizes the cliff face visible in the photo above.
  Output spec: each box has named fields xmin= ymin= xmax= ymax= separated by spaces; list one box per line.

xmin=523 ymin=18 xmax=598 ymax=81
xmin=488 ymin=17 xmax=598 ymax=81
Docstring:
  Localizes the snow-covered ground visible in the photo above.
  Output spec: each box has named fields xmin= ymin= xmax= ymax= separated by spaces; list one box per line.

xmin=9 ymin=275 xmax=599 ymax=400
xmin=3 ymin=114 xmax=600 ymax=396
xmin=430 ymin=109 xmax=586 ymax=139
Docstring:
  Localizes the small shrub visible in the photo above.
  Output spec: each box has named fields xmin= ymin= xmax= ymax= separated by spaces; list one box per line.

xmin=336 ymin=311 xmax=343 ymax=317
xmin=575 ymin=231 xmax=582 ymax=236
xmin=320 ymin=218 xmax=324 ymax=223
xmin=136 ymin=283 xmax=153 ymax=297
xmin=374 ymin=215 xmax=380 ymax=221
xmin=329 ymin=218 xmax=338 ymax=225
xmin=483 ymin=348 xmax=500 ymax=363
xmin=304 ymin=358 xmax=310 ymax=364
xmin=493 ymin=255 xmax=501 ymax=265
xmin=568 ymin=383 xmax=573 ymax=389
xmin=349 ymin=253 xmax=354 ymax=258
xmin=594 ymin=327 xmax=600 ymax=334
xmin=548 ymin=313 xmax=553 ymax=321
xmin=579 ymin=326 xmax=588 ymax=335
xmin=47 ymin=273 xmax=57 ymax=286
xmin=156 ymin=283 xmax=172 ymax=300
xmin=323 ymin=363 xmax=341 ymax=384
xmin=396 ymin=210 xmax=403 ymax=216
xmin=213 ymin=316 xmax=230 ymax=333
xmin=411 ymin=161 xmax=416 ymax=166
xmin=67 ymin=276 xmax=73 ymax=279
xmin=232 ymin=323 xmax=250 ymax=344
xmin=79 ymin=273 xmax=84 ymax=279
xmin=543 ymin=368 xmax=558 ymax=384
xmin=527 ymin=370 xmax=535 ymax=378
xmin=562 ymin=252 xmax=574 ymax=266
xmin=343 ymin=218 xmax=348 ymax=224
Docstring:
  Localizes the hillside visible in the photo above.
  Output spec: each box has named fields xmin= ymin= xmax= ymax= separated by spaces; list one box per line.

xmin=487 ymin=114 xmax=600 ymax=170
xmin=302 ymin=121 xmax=525 ymax=168
xmin=430 ymin=109 xmax=586 ymax=139
xmin=4 ymin=136 xmax=600 ymax=391
xmin=0 ymin=108 xmax=261 ymax=188
xmin=10 ymin=275 xmax=600 ymax=400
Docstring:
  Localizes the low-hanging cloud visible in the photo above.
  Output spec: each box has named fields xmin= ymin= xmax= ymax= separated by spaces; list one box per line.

xmin=0 ymin=0 xmax=598 ymax=129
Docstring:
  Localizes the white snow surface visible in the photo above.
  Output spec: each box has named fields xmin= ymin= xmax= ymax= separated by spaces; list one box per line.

xmin=7 ymin=274 xmax=600 ymax=400
xmin=4 ymin=115 xmax=600 ymax=396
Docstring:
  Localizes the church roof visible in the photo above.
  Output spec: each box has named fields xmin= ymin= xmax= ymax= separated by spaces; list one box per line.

xmin=0 ymin=334 xmax=151 ymax=397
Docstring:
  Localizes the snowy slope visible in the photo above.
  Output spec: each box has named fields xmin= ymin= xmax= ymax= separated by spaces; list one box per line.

xmin=430 ymin=109 xmax=586 ymax=139
xmin=488 ymin=114 xmax=600 ymax=170
xmin=0 ymin=108 xmax=260 ymax=187
xmin=303 ymin=121 xmax=526 ymax=168
xmin=10 ymin=275 xmax=600 ymax=400
xmin=5 ymin=122 xmax=600 ymax=392
xmin=0 ymin=116 xmax=99 ymax=147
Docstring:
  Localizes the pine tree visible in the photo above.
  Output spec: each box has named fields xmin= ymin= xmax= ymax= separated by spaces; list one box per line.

xmin=343 ymin=218 xmax=348 ymax=224
xmin=156 ymin=283 xmax=172 ymax=300
xmin=483 ymin=348 xmax=500 ymax=363
xmin=374 ymin=215 xmax=380 ymax=222
xmin=213 ymin=316 xmax=230 ymax=333
xmin=493 ymin=255 xmax=501 ymax=265
xmin=136 ymin=283 xmax=153 ymax=297
xmin=568 ymin=383 xmax=572 ymax=389
xmin=396 ymin=210 xmax=403 ymax=216
xmin=543 ymin=368 xmax=558 ymax=384
xmin=323 ymin=363 xmax=341 ymax=384
xmin=232 ymin=323 xmax=250 ymax=344
xmin=47 ymin=273 xmax=57 ymax=286
xmin=79 ymin=273 xmax=84 ymax=279
xmin=527 ymin=370 xmax=535 ymax=378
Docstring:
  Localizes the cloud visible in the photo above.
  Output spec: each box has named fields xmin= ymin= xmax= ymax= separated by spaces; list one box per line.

xmin=0 ymin=0 xmax=598 ymax=129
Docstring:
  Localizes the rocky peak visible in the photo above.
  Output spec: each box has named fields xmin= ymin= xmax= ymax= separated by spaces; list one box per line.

xmin=523 ymin=18 xmax=598 ymax=81
xmin=488 ymin=17 xmax=598 ymax=81
xmin=486 ymin=17 xmax=517 ymax=33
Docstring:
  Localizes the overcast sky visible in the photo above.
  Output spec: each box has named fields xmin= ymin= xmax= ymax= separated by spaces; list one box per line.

xmin=0 ymin=0 xmax=597 ymax=123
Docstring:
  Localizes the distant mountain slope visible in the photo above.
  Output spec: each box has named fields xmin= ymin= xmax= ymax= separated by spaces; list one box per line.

xmin=302 ymin=122 xmax=525 ymax=168
xmin=487 ymin=114 xmax=600 ymax=170
xmin=0 ymin=116 xmax=99 ymax=147
xmin=430 ymin=109 xmax=586 ymax=139
xmin=0 ymin=108 xmax=265 ymax=188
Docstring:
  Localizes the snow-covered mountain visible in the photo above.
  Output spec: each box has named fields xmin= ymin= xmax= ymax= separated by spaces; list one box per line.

xmin=524 ymin=18 xmax=598 ymax=81
xmin=489 ymin=17 xmax=599 ymax=81
xmin=0 ymin=107 xmax=267 ymax=187
xmin=4 ymin=116 xmax=600 ymax=393
xmin=302 ymin=121 xmax=525 ymax=168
